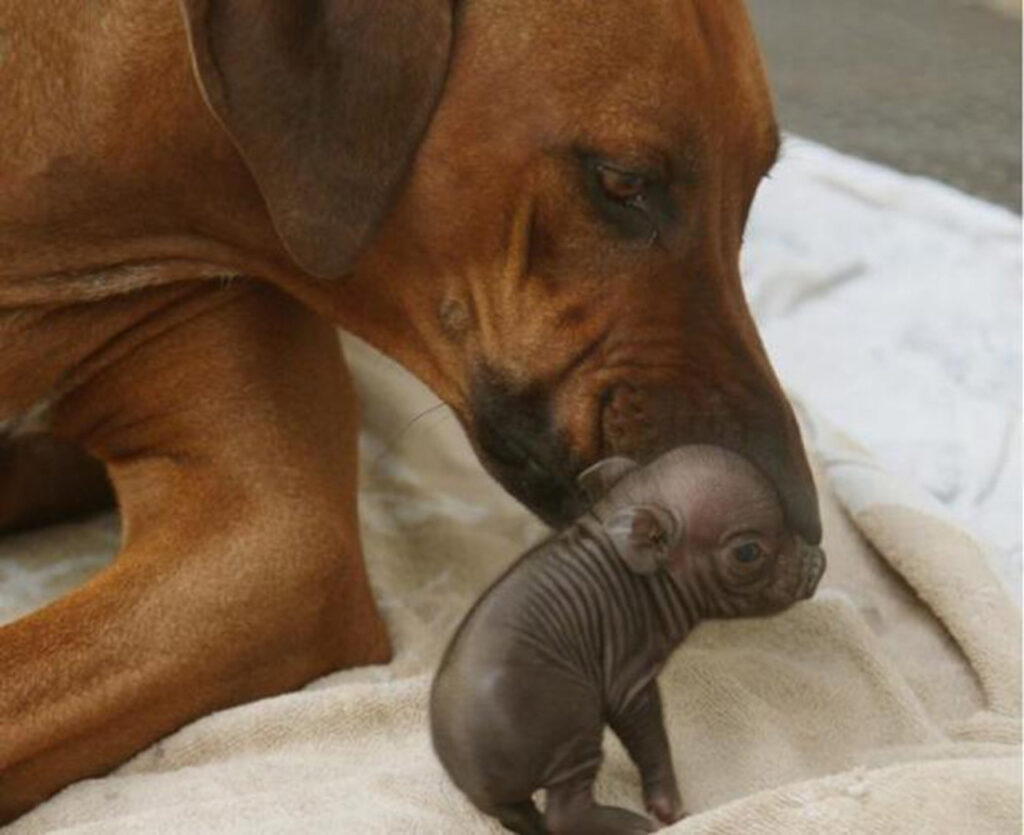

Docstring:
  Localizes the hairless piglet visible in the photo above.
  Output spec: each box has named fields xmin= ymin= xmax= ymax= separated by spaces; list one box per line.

xmin=430 ymin=445 xmax=826 ymax=834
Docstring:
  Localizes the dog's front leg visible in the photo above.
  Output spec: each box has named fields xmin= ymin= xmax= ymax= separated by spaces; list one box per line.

xmin=0 ymin=280 xmax=389 ymax=821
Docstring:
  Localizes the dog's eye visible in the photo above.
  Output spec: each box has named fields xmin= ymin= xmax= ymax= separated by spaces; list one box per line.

xmin=586 ymin=159 xmax=664 ymax=242
xmin=580 ymin=153 xmax=673 ymax=243
xmin=596 ymin=164 xmax=649 ymax=205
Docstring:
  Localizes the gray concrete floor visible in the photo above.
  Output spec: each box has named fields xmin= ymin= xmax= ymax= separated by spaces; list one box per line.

xmin=746 ymin=0 xmax=1022 ymax=211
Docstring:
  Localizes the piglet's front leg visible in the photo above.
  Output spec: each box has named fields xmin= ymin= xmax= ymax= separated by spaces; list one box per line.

xmin=610 ymin=681 xmax=684 ymax=826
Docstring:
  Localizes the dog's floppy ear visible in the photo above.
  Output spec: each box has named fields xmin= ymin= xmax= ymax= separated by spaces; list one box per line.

xmin=180 ymin=0 xmax=453 ymax=278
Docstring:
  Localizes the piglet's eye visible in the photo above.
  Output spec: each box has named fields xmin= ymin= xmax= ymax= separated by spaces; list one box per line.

xmin=733 ymin=542 xmax=765 ymax=564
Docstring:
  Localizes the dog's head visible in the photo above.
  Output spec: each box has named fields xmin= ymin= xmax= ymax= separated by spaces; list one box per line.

xmin=182 ymin=0 xmax=821 ymax=545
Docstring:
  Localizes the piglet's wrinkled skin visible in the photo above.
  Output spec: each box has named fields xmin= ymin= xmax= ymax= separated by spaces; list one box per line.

xmin=430 ymin=446 xmax=825 ymax=835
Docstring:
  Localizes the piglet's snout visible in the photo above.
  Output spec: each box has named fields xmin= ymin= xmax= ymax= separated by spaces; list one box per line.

xmin=798 ymin=542 xmax=826 ymax=600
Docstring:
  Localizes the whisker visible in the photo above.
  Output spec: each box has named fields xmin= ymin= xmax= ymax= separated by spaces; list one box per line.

xmin=369 ymin=402 xmax=450 ymax=475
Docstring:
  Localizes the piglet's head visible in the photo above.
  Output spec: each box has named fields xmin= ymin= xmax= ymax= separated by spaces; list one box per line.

xmin=579 ymin=446 xmax=826 ymax=618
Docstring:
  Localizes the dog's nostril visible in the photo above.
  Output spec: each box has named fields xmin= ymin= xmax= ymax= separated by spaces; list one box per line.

xmin=480 ymin=430 xmax=553 ymax=480
xmin=483 ymin=433 xmax=523 ymax=468
xmin=522 ymin=454 xmax=550 ymax=480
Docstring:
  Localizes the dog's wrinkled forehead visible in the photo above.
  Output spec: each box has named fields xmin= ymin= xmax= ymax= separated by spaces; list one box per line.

xmin=455 ymin=0 xmax=776 ymax=158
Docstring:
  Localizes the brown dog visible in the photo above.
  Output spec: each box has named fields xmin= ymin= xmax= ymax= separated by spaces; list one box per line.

xmin=0 ymin=0 xmax=820 ymax=820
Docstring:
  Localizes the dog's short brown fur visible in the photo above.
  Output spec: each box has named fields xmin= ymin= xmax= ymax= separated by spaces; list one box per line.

xmin=0 ymin=0 xmax=820 ymax=819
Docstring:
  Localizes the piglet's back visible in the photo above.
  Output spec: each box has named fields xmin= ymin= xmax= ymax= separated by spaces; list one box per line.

xmin=429 ymin=534 xmax=600 ymax=808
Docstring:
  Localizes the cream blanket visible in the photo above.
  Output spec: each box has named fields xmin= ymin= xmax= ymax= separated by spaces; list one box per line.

xmin=2 ymin=330 xmax=1020 ymax=834
xmin=2 ymin=139 xmax=1021 ymax=831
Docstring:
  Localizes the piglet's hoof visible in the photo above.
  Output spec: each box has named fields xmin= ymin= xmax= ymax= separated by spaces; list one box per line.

xmin=645 ymin=782 xmax=684 ymax=825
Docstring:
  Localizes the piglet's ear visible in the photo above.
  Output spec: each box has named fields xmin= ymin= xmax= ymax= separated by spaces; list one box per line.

xmin=578 ymin=457 xmax=639 ymax=503
xmin=604 ymin=505 xmax=678 ymax=575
